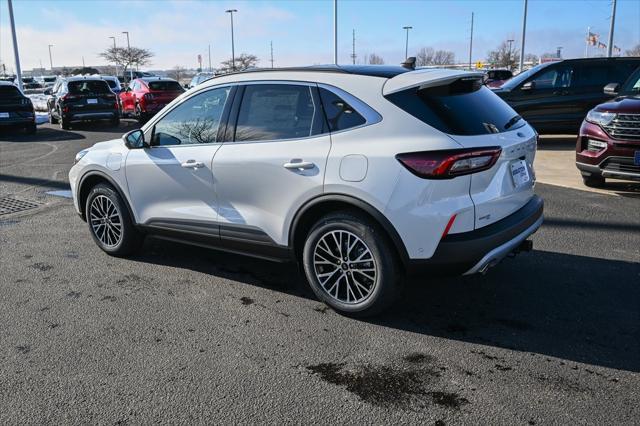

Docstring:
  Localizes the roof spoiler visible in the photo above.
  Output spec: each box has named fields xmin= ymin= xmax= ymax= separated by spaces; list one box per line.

xmin=401 ymin=57 xmax=416 ymax=70
xmin=382 ymin=69 xmax=485 ymax=95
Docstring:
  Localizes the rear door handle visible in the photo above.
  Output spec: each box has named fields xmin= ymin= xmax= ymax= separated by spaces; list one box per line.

xmin=283 ymin=160 xmax=315 ymax=170
xmin=181 ymin=160 xmax=205 ymax=169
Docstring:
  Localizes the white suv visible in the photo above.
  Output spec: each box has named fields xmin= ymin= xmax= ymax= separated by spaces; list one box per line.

xmin=69 ymin=65 xmax=543 ymax=316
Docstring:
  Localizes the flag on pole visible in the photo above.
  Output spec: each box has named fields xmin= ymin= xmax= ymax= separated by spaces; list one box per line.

xmin=597 ymin=42 xmax=607 ymax=49
xmin=586 ymin=32 xmax=599 ymax=46
xmin=613 ymin=45 xmax=621 ymax=54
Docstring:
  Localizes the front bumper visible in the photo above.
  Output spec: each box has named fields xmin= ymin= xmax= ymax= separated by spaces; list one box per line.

xmin=575 ymin=121 xmax=640 ymax=181
xmin=408 ymin=195 xmax=544 ymax=275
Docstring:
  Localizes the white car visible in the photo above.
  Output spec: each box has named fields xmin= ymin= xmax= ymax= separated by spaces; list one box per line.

xmin=69 ymin=65 xmax=543 ymax=316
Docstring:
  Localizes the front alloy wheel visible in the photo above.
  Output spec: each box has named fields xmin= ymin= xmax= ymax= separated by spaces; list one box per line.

xmin=85 ymin=183 xmax=142 ymax=256
xmin=303 ymin=212 xmax=401 ymax=316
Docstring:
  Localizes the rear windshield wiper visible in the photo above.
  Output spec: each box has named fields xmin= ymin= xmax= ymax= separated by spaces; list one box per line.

xmin=504 ymin=115 xmax=522 ymax=130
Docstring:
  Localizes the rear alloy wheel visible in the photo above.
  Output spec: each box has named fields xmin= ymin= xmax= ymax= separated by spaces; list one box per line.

xmin=583 ymin=174 xmax=605 ymax=188
xmin=85 ymin=183 xmax=142 ymax=256
xmin=303 ymin=212 xmax=401 ymax=317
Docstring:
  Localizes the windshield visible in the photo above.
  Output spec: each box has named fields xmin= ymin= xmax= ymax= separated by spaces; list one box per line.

xmin=68 ymin=80 xmax=111 ymax=95
xmin=500 ymin=63 xmax=552 ymax=90
xmin=620 ymin=67 xmax=640 ymax=95
xmin=148 ymin=81 xmax=183 ymax=91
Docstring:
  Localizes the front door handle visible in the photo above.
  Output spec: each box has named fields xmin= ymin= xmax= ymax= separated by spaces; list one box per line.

xmin=283 ymin=160 xmax=315 ymax=170
xmin=181 ymin=160 xmax=205 ymax=169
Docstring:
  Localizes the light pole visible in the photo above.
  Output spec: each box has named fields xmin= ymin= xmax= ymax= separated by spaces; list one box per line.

xmin=333 ymin=0 xmax=338 ymax=64
xmin=507 ymin=39 xmax=514 ymax=69
xmin=518 ymin=0 xmax=528 ymax=73
xmin=403 ymin=26 xmax=413 ymax=60
xmin=468 ymin=12 xmax=474 ymax=70
xmin=109 ymin=36 xmax=118 ymax=77
xmin=607 ymin=0 xmax=617 ymax=57
xmin=8 ymin=0 xmax=23 ymax=91
xmin=122 ymin=31 xmax=133 ymax=80
xmin=226 ymin=9 xmax=237 ymax=71
xmin=48 ymin=44 xmax=54 ymax=71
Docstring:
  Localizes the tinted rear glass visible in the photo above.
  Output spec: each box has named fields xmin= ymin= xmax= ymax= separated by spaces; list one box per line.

xmin=318 ymin=87 xmax=366 ymax=132
xmin=68 ymin=80 xmax=111 ymax=94
xmin=386 ymin=78 xmax=523 ymax=135
xmin=148 ymin=81 xmax=183 ymax=91
xmin=0 ymin=85 xmax=22 ymax=97
xmin=104 ymin=79 xmax=119 ymax=89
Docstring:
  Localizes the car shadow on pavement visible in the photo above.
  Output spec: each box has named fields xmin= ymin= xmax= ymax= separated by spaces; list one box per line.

xmin=0 ymin=126 xmax=85 ymax=142
xmin=0 ymin=174 xmax=71 ymax=190
xmin=133 ymin=237 xmax=640 ymax=373
xmin=66 ymin=119 xmax=140 ymax=134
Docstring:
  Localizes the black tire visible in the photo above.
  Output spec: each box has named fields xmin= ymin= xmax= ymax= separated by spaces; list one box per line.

xmin=48 ymin=109 xmax=58 ymax=124
xmin=302 ymin=212 xmax=402 ymax=317
xmin=59 ymin=111 xmax=70 ymax=130
xmin=111 ymin=116 xmax=120 ymax=127
xmin=135 ymin=104 xmax=146 ymax=124
xmin=583 ymin=174 xmax=605 ymax=188
xmin=85 ymin=183 xmax=143 ymax=257
xmin=24 ymin=123 xmax=36 ymax=134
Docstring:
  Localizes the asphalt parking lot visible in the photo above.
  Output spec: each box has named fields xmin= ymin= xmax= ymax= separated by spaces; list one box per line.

xmin=1 ymin=122 xmax=639 ymax=424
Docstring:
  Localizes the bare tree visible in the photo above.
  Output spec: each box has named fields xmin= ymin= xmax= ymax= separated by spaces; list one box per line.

xmin=168 ymin=65 xmax=187 ymax=81
xmin=416 ymin=47 xmax=455 ymax=66
xmin=219 ymin=53 xmax=259 ymax=73
xmin=487 ymin=41 xmax=520 ymax=70
xmin=523 ymin=53 xmax=539 ymax=64
xmin=363 ymin=53 xmax=384 ymax=64
xmin=99 ymin=46 xmax=154 ymax=77
xmin=626 ymin=44 xmax=640 ymax=57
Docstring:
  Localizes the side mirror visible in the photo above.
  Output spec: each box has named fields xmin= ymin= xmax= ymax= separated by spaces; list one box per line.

xmin=521 ymin=81 xmax=535 ymax=92
xmin=603 ymin=82 xmax=619 ymax=96
xmin=43 ymin=88 xmax=52 ymax=95
xmin=184 ymin=83 xmax=190 ymax=89
xmin=123 ymin=129 xmax=147 ymax=149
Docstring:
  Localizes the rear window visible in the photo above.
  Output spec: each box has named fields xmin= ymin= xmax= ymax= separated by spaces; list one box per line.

xmin=386 ymin=77 xmax=523 ymax=135
xmin=68 ymin=80 xmax=111 ymax=95
xmin=318 ymin=87 xmax=366 ymax=132
xmin=104 ymin=79 xmax=119 ymax=89
xmin=0 ymin=85 xmax=21 ymax=97
xmin=148 ymin=81 xmax=183 ymax=91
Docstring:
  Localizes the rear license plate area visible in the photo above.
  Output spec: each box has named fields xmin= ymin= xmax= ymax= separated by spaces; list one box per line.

xmin=510 ymin=159 xmax=530 ymax=188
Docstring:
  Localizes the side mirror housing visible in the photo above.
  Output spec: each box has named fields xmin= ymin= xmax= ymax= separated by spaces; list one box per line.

xmin=184 ymin=83 xmax=190 ymax=89
xmin=603 ymin=82 xmax=619 ymax=96
xmin=123 ymin=129 xmax=147 ymax=149
xmin=521 ymin=81 xmax=535 ymax=91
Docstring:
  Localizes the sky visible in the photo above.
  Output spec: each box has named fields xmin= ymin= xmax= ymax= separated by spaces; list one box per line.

xmin=0 ymin=0 xmax=639 ymax=72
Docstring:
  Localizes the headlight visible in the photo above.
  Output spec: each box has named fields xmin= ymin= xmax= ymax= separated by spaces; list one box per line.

xmin=74 ymin=150 xmax=89 ymax=164
xmin=586 ymin=110 xmax=616 ymax=126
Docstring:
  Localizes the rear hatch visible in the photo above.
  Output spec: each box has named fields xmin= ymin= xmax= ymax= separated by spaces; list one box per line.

xmin=0 ymin=85 xmax=33 ymax=119
xmin=66 ymin=80 xmax=117 ymax=112
xmin=384 ymin=69 xmax=537 ymax=229
xmin=146 ymin=80 xmax=184 ymax=105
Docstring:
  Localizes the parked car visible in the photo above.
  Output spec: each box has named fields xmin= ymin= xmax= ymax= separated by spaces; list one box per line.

xmin=576 ymin=66 xmax=640 ymax=186
xmin=91 ymin=75 xmax=122 ymax=95
xmin=484 ymin=69 xmax=513 ymax=88
xmin=35 ymin=75 xmax=58 ymax=87
xmin=188 ymin=72 xmax=216 ymax=89
xmin=69 ymin=65 xmax=543 ymax=316
xmin=119 ymin=71 xmax=155 ymax=83
xmin=119 ymin=77 xmax=184 ymax=122
xmin=493 ymin=57 xmax=640 ymax=134
xmin=45 ymin=76 xmax=119 ymax=130
xmin=0 ymin=81 xmax=36 ymax=134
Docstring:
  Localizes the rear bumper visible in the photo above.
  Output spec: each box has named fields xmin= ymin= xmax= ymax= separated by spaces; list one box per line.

xmin=408 ymin=195 xmax=544 ymax=274
xmin=66 ymin=111 xmax=117 ymax=122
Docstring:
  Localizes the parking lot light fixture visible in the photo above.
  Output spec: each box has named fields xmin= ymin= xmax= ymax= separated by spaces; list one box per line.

xmin=48 ymin=44 xmax=54 ymax=71
xmin=226 ymin=9 xmax=238 ymax=71
xmin=122 ymin=31 xmax=132 ymax=80
xmin=403 ymin=26 xmax=412 ymax=60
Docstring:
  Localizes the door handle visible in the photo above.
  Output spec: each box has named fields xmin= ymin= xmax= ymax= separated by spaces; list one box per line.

xmin=283 ymin=160 xmax=315 ymax=170
xmin=181 ymin=160 xmax=205 ymax=169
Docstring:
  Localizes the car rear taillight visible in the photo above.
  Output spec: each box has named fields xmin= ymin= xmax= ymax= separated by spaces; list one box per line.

xmin=61 ymin=94 xmax=78 ymax=102
xmin=396 ymin=147 xmax=502 ymax=179
xmin=144 ymin=93 xmax=154 ymax=101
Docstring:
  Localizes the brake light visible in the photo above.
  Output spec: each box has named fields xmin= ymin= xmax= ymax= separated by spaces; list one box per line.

xmin=61 ymin=94 xmax=78 ymax=102
xmin=396 ymin=147 xmax=502 ymax=179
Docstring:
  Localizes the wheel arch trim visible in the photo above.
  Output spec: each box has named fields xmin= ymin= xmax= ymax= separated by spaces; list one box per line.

xmin=77 ymin=170 xmax=136 ymax=223
xmin=289 ymin=193 xmax=410 ymax=268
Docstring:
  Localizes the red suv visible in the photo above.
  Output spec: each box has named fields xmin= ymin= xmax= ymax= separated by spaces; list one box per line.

xmin=119 ymin=77 xmax=184 ymax=122
xmin=576 ymin=67 xmax=640 ymax=187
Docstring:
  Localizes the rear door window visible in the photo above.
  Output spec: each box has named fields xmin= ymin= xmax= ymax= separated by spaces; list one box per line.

xmin=318 ymin=87 xmax=366 ymax=132
xmin=574 ymin=64 xmax=610 ymax=88
xmin=234 ymin=84 xmax=322 ymax=141
xmin=531 ymin=66 xmax=573 ymax=89
xmin=386 ymin=77 xmax=523 ymax=136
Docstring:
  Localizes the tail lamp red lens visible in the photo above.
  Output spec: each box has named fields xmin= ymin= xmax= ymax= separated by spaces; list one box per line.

xmin=396 ymin=147 xmax=502 ymax=179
